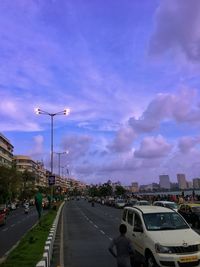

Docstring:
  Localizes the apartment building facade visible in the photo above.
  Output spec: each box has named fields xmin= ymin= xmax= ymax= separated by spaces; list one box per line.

xmin=0 ymin=133 xmax=14 ymax=167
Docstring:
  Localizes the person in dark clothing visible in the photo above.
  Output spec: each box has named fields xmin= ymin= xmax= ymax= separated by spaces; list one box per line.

xmin=108 ymin=224 xmax=134 ymax=267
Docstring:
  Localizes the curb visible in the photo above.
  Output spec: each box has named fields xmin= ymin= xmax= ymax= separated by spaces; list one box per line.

xmin=35 ymin=202 xmax=65 ymax=267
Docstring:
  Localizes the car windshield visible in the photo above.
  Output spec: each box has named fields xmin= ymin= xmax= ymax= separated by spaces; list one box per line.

xmin=143 ymin=212 xmax=189 ymax=231
xmin=191 ymin=206 xmax=200 ymax=212
xmin=166 ymin=203 xmax=178 ymax=209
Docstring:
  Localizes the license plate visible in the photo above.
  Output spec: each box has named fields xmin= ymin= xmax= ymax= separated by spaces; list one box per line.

xmin=179 ymin=256 xmax=198 ymax=263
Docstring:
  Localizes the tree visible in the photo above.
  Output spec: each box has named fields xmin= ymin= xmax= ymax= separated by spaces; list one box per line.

xmin=98 ymin=182 xmax=113 ymax=197
xmin=0 ymin=165 xmax=22 ymax=203
xmin=20 ymin=170 xmax=37 ymax=200
xmin=115 ymin=185 xmax=126 ymax=197
xmin=88 ymin=185 xmax=99 ymax=197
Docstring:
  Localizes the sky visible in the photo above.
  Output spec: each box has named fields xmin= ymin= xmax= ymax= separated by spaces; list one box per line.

xmin=1 ymin=0 xmax=200 ymax=185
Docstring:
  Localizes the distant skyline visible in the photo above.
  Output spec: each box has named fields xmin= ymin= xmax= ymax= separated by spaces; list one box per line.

xmin=1 ymin=0 xmax=200 ymax=185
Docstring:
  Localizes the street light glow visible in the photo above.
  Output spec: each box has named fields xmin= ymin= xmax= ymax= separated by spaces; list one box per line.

xmin=35 ymin=107 xmax=41 ymax=115
xmin=64 ymin=108 xmax=70 ymax=116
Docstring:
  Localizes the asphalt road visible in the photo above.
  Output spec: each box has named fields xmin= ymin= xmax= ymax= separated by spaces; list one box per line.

xmin=60 ymin=200 xmax=200 ymax=267
xmin=63 ymin=199 xmax=125 ymax=267
xmin=0 ymin=206 xmax=40 ymax=258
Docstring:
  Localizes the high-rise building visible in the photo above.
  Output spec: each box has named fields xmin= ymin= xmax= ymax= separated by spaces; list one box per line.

xmin=193 ymin=178 xmax=200 ymax=189
xmin=159 ymin=175 xmax=170 ymax=189
xmin=177 ymin=174 xmax=187 ymax=189
xmin=0 ymin=133 xmax=14 ymax=167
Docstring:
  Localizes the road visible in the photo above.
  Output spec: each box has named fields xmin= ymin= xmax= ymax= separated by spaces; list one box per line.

xmin=63 ymin=199 xmax=125 ymax=267
xmin=0 ymin=206 xmax=40 ymax=258
xmin=58 ymin=200 xmax=200 ymax=267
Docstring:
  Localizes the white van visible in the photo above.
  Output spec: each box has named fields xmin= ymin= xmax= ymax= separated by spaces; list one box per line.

xmin=122 ymin=206 xmax=200 ymax=267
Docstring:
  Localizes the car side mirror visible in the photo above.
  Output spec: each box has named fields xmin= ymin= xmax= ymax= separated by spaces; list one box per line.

xmin=134 ymin=226 xmax=143 ymax=232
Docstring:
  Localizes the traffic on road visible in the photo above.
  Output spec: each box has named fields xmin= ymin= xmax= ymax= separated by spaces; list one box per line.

xmin=59 ymin=197 xmax=200 ymax=267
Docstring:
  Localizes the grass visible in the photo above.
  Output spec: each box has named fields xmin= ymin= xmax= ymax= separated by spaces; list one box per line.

xmin=0 ymin=204 xmax=60 ymax=267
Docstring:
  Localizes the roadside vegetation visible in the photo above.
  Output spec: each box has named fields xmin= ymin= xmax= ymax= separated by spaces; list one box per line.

xmin=0 ymin=165 xmax=50 ymax=204
xmin=0 ymin=203 xmax=61 ymax=267
xmin=87 ymin=180 xmax=127 ymax=198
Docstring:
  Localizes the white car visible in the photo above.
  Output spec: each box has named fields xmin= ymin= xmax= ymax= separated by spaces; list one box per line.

xmin=122 ymin=206 xmax=200 ymax=267
xmin=115 ymin=199 xmax=126 ymax=209
xmin=135 ymin=200 xmax=151 ymax=206
xmin=153 ymin=201 xmax=178 ymax=212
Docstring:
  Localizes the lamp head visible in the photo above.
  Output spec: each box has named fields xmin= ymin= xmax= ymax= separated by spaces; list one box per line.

xmin=35 ymin=107 xmax=41 ymax=115
xmin=64 ymin=108 xmax=70 ymax=116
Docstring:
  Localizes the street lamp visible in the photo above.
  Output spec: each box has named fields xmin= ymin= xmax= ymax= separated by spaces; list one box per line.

xmin=35 ymin=108 xmax=70 ymax=199
xmin=54 ymin=150 xmax=69 ymax=178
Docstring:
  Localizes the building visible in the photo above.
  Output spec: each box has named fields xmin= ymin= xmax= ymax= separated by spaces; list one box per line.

xmin=130 ymin=182 xmax=139 ymax=193
xmin=187 ymin=181 xmax=193 ymax=189
xmin=177 ymin=174 xmax=187 ymax=190
xmin=0 ymin=133 xmax=14 ymax=167
xmin=193 ymin=178 xmax=200 ymax=189
xmin=14 ymin=155 xmax=37 ymax=174
xmin=36 ymin=161 xmax=47 ymax=187
xmin=159 ymin=175 xmax=170 ymax=189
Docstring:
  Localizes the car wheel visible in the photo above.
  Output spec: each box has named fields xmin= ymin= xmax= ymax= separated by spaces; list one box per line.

xmin=146 ymin=253 xmax=159 ymax=267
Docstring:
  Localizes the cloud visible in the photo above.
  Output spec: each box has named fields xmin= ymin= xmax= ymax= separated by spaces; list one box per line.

xmin=107 ymin=127 xmax=136 ymax=153
xmin=178 ymin=136 xmax=200 ymax=153
xmin=28 ymin=135 xmax=44 ymax=157
xmin=134 ymin=135 xmax=172 ymax=158
xmin=61 ymin=134 xmax=93 ymax=160
xmin=149 ymin=0 xmax=200 ymax=62
xmin=129 ymin=88 xmax=200 ymax=133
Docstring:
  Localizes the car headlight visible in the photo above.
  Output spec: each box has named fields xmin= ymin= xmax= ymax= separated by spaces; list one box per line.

xmin=155 ymin=243 xmax=173 ymax=254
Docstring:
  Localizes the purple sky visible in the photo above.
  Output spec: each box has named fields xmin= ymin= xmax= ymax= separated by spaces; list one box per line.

xmin=1 ymin=0 xmax=200 ymax=185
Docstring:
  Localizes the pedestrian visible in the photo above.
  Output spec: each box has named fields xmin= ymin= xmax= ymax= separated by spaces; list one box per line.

xmin=108 ymin=223 xmax=134 ymax=267
xmin=35 ymin=191 xmax=43 ymax=220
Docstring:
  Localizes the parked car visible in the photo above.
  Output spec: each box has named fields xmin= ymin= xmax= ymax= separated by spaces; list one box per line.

xmin=115 ymin=199 xmax=126 ymax=209
xmin=178 ymin=203 xmax=200 ymax=228
xmin=122 ymin=205 xmax=200 ymax=267
xmin=153 ymin=201 xmax=178 ymax=212
xmin=135 ymin=200 xmax=151 ymax=206
xmin=124 ymin=198 xmax=138 ymax=207
xmin=0 ymin=208 xmax=6 ymax=225
xmin=0 ymin=204 xmax=9 ymax=215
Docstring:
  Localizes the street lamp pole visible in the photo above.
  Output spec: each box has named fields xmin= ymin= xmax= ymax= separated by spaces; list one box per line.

xmin=35 ymin=108 xmax=70 ymax=200
xmin=54 ymin=151 xmax=68 ymax=178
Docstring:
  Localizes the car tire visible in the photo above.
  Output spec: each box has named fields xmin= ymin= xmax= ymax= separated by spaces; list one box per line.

xmin=146 ymin=253 xmax=159 ymax=267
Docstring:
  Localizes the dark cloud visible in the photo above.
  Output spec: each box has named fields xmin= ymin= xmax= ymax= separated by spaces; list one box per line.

xmin=149 ymin=0 xmax=200 ymax=62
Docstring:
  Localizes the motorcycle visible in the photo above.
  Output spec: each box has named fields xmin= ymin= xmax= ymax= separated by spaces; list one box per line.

xmin=24 ymin=205 xmax=29 ymax=214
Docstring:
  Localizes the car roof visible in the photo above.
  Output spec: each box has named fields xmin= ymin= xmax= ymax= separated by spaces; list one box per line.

xmin=124 ymin=205 xmax=175 ymax=214
xmin=153 ymin=201 xmax=176 ymax=204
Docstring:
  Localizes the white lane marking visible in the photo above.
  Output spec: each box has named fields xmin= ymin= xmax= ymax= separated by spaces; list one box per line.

xmin=109 ymin=237 xmax=112 ymax=241
xmin=89 ymin=220 xmax=93 ymax=224
xmin=11 ymin=224 xmax=15 ymax=227
xmin=94 ymin=224 xmax=98 ymax=228
xmin=100 ymin=230 xmax=105 ymax=235
xmin=2 ymin=228 xmax=8 ymax=232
